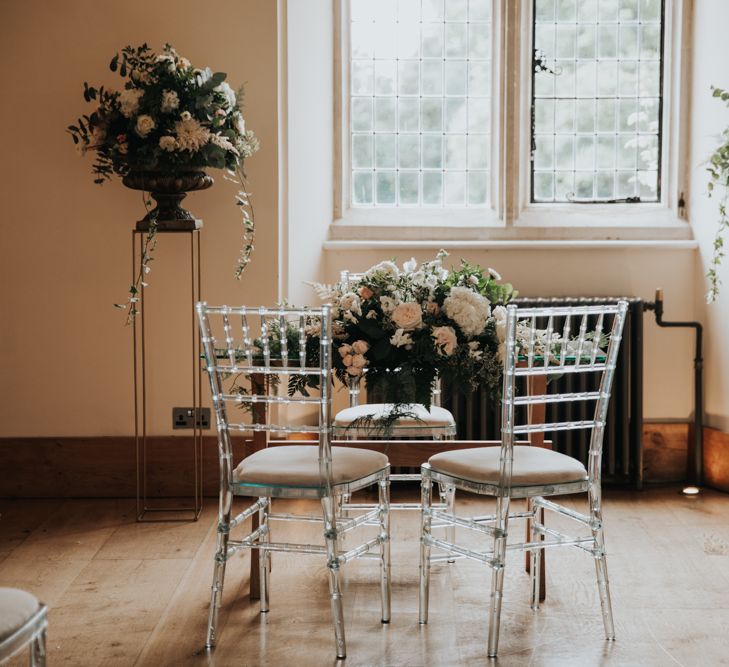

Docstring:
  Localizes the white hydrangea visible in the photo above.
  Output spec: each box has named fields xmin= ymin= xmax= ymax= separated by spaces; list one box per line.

xmin=402 ymin=257 xmax=417 ymax=273
xmin=443 ymin=286 xmax=491 ymax=336
xmin=119 ymin=88 xmax=144 ymax=118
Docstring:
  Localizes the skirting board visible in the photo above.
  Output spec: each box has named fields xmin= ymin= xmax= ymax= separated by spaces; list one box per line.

xmin=0 ymin=425 xmax=726 ymax=498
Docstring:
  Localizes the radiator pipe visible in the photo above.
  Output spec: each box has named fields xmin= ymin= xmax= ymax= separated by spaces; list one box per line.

xmin=643 ymin=289 xmax=704 ymax=486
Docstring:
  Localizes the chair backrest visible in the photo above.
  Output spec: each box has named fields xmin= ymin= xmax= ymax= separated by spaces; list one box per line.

xmin=197 ymin=303 xmax=334 ymax=491
xmin=501 ymin=302 xmax=628 ymax=490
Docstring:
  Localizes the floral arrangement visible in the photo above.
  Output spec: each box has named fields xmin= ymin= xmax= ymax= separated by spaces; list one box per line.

xmin=312 ymin=251 xmax=517 ymax=409
xmin=67 ymin=43 xmax=260 ymax=318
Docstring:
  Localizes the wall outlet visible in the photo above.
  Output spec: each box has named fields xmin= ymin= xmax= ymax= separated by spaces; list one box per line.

xmin=172 ymin=407 xmax=211 ymax=430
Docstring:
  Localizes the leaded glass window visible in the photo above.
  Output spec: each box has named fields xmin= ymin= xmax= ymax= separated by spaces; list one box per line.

xmin=349 ymin=0 xmax=492 ymax=208
xmin=531 ymin=0 xmax=664 ymax=203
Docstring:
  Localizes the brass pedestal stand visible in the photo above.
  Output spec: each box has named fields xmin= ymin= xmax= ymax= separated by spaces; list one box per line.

xmin=133 ymin=227 xmax=203 ymax=521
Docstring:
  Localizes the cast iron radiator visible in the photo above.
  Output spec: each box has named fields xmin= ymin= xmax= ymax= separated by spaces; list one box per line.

xmin=442 ymin=297 xmax=644 ymax=486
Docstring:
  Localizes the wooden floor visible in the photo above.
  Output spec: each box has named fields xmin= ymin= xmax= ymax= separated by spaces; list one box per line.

xmin=1 ymin=486 xmax=729 ymax=666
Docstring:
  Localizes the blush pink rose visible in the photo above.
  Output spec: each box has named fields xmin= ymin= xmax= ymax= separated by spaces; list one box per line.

xmin=432 ymin=326 xmax=457 ymax=356
xmin=391 ymin=302 xmax=423 ymax=331
xmin=352 ymin=340 xmax=370 ymax=354
xmin=357 ymin=286 xmax=374 ymax=299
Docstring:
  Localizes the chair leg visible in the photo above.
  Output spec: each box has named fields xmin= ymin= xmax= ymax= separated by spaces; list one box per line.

xmin=419 ymin=477 xmax=433 ymax=624
xmin=321 ymin=495 xmax=347 ymax=659
xmin=590 ymin=487 xmax=615 ymax=640
xmin=378 ymin=479 xmax=391 ymax=623
xmin=259 ymin=497 xmax=270 ymax=613
xmin=31 ymin=628 xmax=46 ymax=667
xmin=206 ymin=488 xmax=233 ymax=649
xmin=445 ymin=485 xmax=456 ymax=562
xmin=528 ymin=497 xmax=541 ymax=610
xmin=487 ymin=495 xmax=511 ymax=658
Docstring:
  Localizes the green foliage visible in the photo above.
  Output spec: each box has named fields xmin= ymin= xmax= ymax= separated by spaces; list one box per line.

xmin=706 ymin=86 xmax=729 ymax=303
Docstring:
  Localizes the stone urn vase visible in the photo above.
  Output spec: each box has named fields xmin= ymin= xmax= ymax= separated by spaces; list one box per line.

xmin=122 ymin=170 xmax=214 ymax=231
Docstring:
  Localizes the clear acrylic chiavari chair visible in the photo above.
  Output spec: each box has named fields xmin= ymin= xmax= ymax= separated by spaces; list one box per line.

xmin=0 ymin=588 xmax=47 ymax=666
xmin=419 ymin=302 xmax=628 ymax=657
xmin=197 ymin=303 xmax=391 ymax=659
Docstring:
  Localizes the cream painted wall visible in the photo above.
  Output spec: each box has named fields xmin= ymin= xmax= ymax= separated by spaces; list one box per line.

xmin=690 ymin=0 xmax=729 ymax=432
xmin=0 ymin=0 xmax=278 ymax=436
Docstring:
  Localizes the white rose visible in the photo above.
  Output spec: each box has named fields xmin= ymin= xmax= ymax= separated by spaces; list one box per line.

xmin=159 ymin=136 xmax=178 ymax=152
xmin=391 ymin=302 xmax=423 ymax=331
xmin=135 ymin=114 xmax=156 ymax=137
xmin=432 ymin=326 xmax=457 ymax=356
xmin=366 ymin=260 xmax=400 ymax=279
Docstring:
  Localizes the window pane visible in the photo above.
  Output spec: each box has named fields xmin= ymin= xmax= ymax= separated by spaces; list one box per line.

xmin=531 ymin=0 xmax=663 ymax=202
xmin=350 ymin=0 xmax=492 ymax=208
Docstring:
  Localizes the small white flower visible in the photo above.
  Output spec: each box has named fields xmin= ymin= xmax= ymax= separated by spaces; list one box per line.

xmin=390 ymin=328 xmax=413 ymax=349
xmin=468 ymin=341 xmax=483 ymax=359
xmin=379 ymin=296 xmax=398 ymax=315
xmin=135 ymin=114 xmax=156 ymax=137
xmin=469 ymin=275 xmax=479 ymax=285
xmin=488 ymin=267 xmax=502 ymax=281
xmin=156 ymin=53 xmax=176 ymax=72
xmin=161 ymin=89 xmax=180 ymax=113
xmin=339 ymin=292 xmax=362 ymax=316
xmin=234 ymin=113 xmax=246 ymax=135
xmin=366 ymin=310 xmax=378 ymax=319
xmin=402 ymin=257 xmax=417 ymax=273
xmin=180 ymin=110 xmax=192 ymax=121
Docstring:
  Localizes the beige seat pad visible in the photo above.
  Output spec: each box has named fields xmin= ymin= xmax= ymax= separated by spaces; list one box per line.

xmin=0 ymin=587 xmax=40 ymax=641
xmin=233 ymin=445 xmax=388 ymax=488
xmin=428 ymin=445 xmax=587 ymax=487
xmin=334 ymin=403 xmax=456 ymax=428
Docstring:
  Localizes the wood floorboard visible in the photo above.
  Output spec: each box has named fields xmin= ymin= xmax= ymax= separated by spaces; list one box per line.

xmin=1 ymin=486 xmax=728 ymax=666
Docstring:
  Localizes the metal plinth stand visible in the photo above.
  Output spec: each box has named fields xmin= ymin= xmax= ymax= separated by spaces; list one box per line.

xmin=133 ymin=228 xmax=203 ymax=521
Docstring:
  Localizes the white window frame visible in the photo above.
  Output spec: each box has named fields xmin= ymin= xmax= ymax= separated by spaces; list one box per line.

xmin=330 ymin=0 xmax=693 ymax=243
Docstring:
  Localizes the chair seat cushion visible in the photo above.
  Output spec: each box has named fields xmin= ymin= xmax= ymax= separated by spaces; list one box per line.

xmin=0 ymin=588 xmax=40 ymax=642
xmin=427 ymin=445 xmax=588 ymax=487
xmin=334 ymin=404 xmax=456 ymax=431
xmin=233 ymin=445 xmax=389 ymax=488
